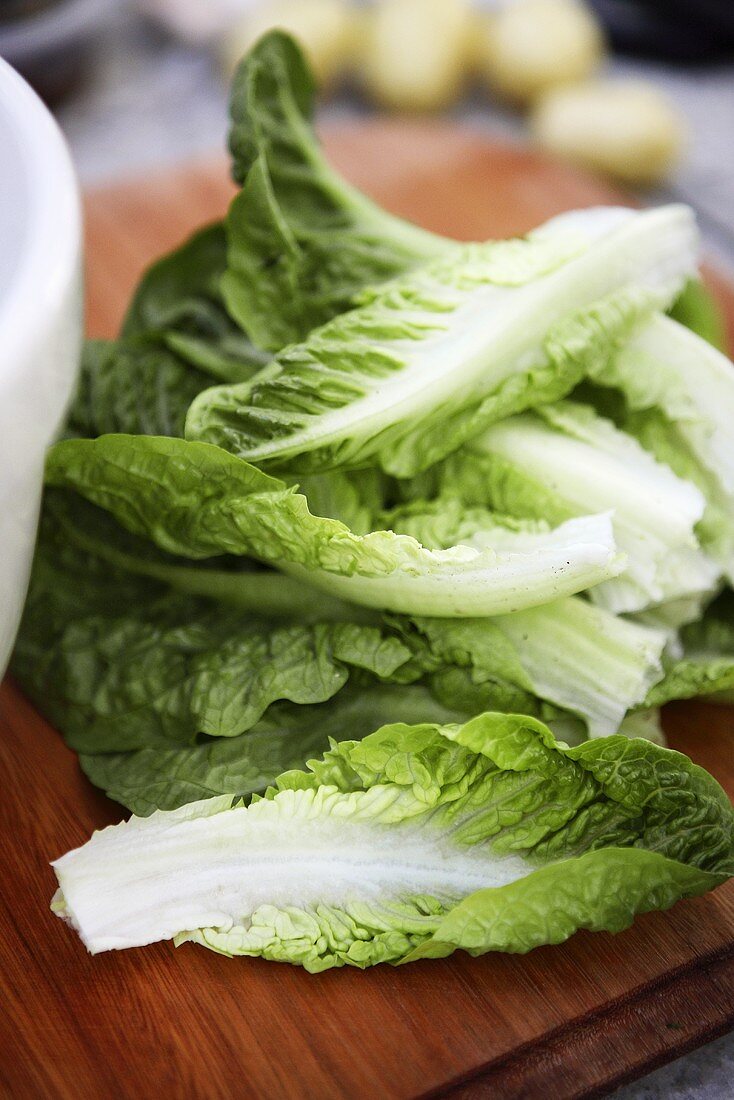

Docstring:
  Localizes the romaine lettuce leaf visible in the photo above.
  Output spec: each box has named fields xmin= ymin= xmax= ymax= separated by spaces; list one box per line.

xmin=669 ymin=278 xmax=726 ymax=351
xmin=28 ymin=609 xmax=417 ymax=756
xmin=66 ymin=226 xmax=268 ymax=440
xmin=51 ymin=712 xmax=734 ymax=966
xmin=592 ymin=314 xmax=734 ymax=513
xmin=406 ymin=598 xmax=667 ymax=736
xmin=451 ymin=399 xmax=719 ymax=613
xmin=223 ymin=31 xmax=713 ymax=366
xmin=190 ymin=207 xmax=696 ymax=477
xmin=44 ymin=435 xmax=622 ymax=616
xmin=14 ymin=534 xmax=422 ymax=757
xmin=622 ymin=406 xmax=734 ymax=584
xmin=44 ymin=490 xmax=371 ymax=622
xmin=14 ymin=495 xmax=665 ymax=826
xmin=66 ymin=340 xmax=212 ymax=440
xmin=122 ymin=223 xmax=268 ymax=383
xmin=79 ymin=683 xmax=466 ymax=816
xmin=223 ymin=31 xmax=446 ymax=349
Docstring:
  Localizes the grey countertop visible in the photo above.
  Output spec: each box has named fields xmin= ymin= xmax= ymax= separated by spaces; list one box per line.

xmin=34 ymin=5 xmax=734 ymax=1096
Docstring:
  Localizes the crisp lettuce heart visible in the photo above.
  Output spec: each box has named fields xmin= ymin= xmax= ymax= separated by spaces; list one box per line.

xmin=51 ymin=712 xmax=734 ymax=967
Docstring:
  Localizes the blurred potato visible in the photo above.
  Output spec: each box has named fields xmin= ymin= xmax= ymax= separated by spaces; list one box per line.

xmin=360 ymin=0 xmax=474 ymax=112
xmin=531 ymin=79 xmax=686 ymax=186
xmin=477 ymin=0 xmax=604 ymax=105
xmin=223 ymin=0 xmax=357 ymax=89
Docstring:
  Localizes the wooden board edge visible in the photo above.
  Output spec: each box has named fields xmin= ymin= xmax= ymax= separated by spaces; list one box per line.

xmin=429 ymin=948 xmax=734 ymax=1099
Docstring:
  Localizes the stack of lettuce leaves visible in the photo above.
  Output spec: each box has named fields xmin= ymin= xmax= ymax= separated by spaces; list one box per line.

xmin=16 ymin=33 xmax=734 ymax=969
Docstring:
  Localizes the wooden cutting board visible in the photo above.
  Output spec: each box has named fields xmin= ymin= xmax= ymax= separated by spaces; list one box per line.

xmin=2 ymin=122 xmax=733 ymax=1100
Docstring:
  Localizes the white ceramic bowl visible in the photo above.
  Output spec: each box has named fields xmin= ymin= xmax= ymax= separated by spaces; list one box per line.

xmin=0 ymin=59 xmax=82 ymax=671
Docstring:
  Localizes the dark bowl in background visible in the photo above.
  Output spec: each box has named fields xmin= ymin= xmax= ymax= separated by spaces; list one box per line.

xmin=0 ymin=0 xmax=113 ymax=102
xmin=590 ymin=0 xmax=734 ymax=61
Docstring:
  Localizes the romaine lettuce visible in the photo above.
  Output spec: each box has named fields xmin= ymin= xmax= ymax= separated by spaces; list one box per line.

xmin=66 ymin=227 xmax=268 ymax=441
xmin=122 ymin=223 xmax=268 ymax=383
xmin=447 ymin=399 xmax=719 ymax=613
xmin=223 ymin=31 xmax=717 ymax=367
xmin=223 ymin=31 xmax=446 ymax=349
xmin=51 ymin=712 xmax=734 ymax=966
xmin=190 ymin=207 xmax=696 ymax=477
xmin=78 ymin=683 xmax=466 ymax=816
xmin=44 ymin=434 xmax=622 ymax=616
xmin=407 ymin=597 xmax=666 ymax=736
xmin=592 ymin=314 xmax=734 ymax=526
xmin=11 ymin=32 xmax=734 ymax=972
xmin=645 ymin=591 xmax=734 ymax=706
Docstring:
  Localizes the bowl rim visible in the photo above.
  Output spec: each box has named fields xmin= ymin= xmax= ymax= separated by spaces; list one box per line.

xmin=0 ymin=57 xmax=81 ymax=384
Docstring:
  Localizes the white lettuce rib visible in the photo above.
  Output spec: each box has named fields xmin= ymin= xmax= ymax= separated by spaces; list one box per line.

xmin=478 ymin=405 xmax=719 ymax=613
xmin=52 ymin=788 xmax=529 ymax=954
xmin=493 ymin=597 xmax=667 ymax=735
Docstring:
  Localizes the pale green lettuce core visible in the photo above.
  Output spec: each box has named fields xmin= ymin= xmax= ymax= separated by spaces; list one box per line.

xmin=44 ymin=435 xmax=621 ymax=617
xmin=51 ymin=713 xmax=734 ymax=969
xmin=187 ymin=205 xmax=697 ymax=477
xmin=460 ymin=400 xmax=719 ymax=614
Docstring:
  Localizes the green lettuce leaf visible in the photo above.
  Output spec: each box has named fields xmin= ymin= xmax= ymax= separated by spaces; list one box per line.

xmin=51 ymin=712 xmax=734 ymax=966
xmin=14 ymin=502 xmax=636 ymax=758
xmin=619 ymin=406 xmax=734 ymax=584
xmin=66 ymin=226 xmax=268 ymax=441
xmin=15 ymin=501 xmax=662 ymax=819
xmin=44 ymin=435 xmax=622 ymax=617
xmin=122 ymin=223 xmax=268 ymax=383
xmin=44 ymin=490 xmax=371 ymax=622
xmin=222 ymin=31 xmax=445 ymax=349
xmin=13 ymin=503 xmax=433 ymax=756
xmin=65 ymin=339 xmax=212 ymax=440
xmin=79 ymin=683 xmax=466 ymax=816
xmin=223 ymin=32 xmax=715 ymax=362
xmin=191 ymin=206 xmax=696 ymax=477
xmin=224 ymin=30 xmax=721 ymax=365
xmin=668 ymin=278 xmax=726 ymax=352
xmin=15 ymin=592 xmax=418 ymax=755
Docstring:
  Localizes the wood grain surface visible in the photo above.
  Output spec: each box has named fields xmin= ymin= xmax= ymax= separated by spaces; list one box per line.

xmin=1 ymin=122 xmax=733 ymax=1100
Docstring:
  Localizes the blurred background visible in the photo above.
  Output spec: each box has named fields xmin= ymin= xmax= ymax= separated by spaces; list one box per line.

xmin=1 ymin=0 xmax=733 ymax=267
